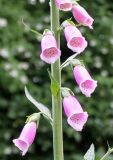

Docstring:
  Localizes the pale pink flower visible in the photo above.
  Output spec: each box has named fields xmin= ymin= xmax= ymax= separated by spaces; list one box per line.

xmin=55 ymin=0 xmax=72 ymax=11
xmin=13 ymin=122 xmax=37 ymax=156
xmin=63 ymin=96 xmax=88 ymax=131
xmin=64 ymin=25 xmax=87 ymax=53
xmin=73 ymin=65 xmax=97 ymax=97
xmin=40 ymin=31 xmax=61 ymax=64
xmin=72 ymin=4 xmax=94 ymax=29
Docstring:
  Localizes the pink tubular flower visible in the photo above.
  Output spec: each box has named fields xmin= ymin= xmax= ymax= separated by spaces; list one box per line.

xmin=63 ymin=96 xmax=88 ymax=131
xmin=55 ymin=0 xmax=72 ymax=11
xmin=72 ymin=5 xmax=94 ymax=29
xmin=13 ymin=122 xmax=37 ymax=156
xmin=73 ymin=65 xmax=97 ymax=97
xmin=64 ymin=25 xmax=87 ymax=53
xmin=40 ymin=31 xmax=61 ymax=64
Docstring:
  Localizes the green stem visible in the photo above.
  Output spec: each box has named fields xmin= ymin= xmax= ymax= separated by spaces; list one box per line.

xmin=100 ymin=148 xmax=113 ymax=160
xmin=50 ymin=1 xmax=64 ymax=160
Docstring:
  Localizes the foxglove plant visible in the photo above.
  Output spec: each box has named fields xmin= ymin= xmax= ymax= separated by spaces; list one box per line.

xmin=13 ymin=0 xmax=113 ymax=160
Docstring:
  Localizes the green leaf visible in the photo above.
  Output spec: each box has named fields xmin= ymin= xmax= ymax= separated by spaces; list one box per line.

xmin=61 ymin=60 xmax=71 ymax=70
xmin=61 ymin=53 xmax=80 ymax=70
xmin=84 ymin=144 xmax=95 ymax=160
xmin=22 ymin=18 xmax=42 ymax=38
xmin=47 ymin=70 xmax=60 ymax=97
xmin=25 ymin=86 xmax=52 ymax=120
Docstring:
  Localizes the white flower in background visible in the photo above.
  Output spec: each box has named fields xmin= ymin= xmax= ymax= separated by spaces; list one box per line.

xmin=90 ymin=40 xmax=97 ymax=47
xmin=110 ymin=61 xmax=113 ymax=67
xmin=33 ymin=77 xmax=40 ymax=83
xmin=36 ymin=24 xmax=43 ymax=31
xmin=0 ymin=18 xmax=8 ymax=28
xmin=94 ymin=56 xmax=102 ymax=68
xmin=43 ymin=16 xmax=50 ymax=23
xmin=3 ymin=147 xmax=12 ymax=155
xmin=28 ymin=0 xmax=36 ymax=5
xmin=24 ymin=52 xmax=32 ymax=58
xmin=110 ymin=102 xmax=113 ymax=109
xmin=17 ymin=46 xmax=25 ymax=52
xmin=9 ymin=70 xmax=18 ymax=78
xmin=109 ymin=38 xmax=113 ymax=45
xmin=0 ymin=48 xmax=9 ymax=58
xmin=20 ymin=75 xmax=28 ymax=84
xmin=101 ymin=47 xmax=108 ymax=55
xmin=18 ymin=63 xmax=29 ymax=70
xmin=39 ymin=0 xmax=45 ymax=3
xmin=4 ymin=63 xmax=12 ymax=70
xmin=36 ymin=35 xmax=42 ymax=41
xmin=101 ymin=70 xmax=108 ymax=77
xmin=74 ymin=86 xmax=81 ymax=93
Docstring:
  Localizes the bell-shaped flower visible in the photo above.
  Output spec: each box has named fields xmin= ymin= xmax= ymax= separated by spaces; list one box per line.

xmin=55 ymin=0 xmax=72 ymax=11
xmin=40 ymin=31 xmax=61 ymax=64
xmin=64 ymin=24 xmax=87 ymax=53
xmin=13 ymin=122 xmax=37 ymax=156
xmin=63 ymin=95 xmax=88 ymax=131
xmin=73 ymin=65 xmax=97 ymax=97
xmin=72 ymin=4 xmax=94 ymax=29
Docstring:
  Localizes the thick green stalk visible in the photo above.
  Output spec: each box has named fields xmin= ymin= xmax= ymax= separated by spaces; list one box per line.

xmin=50 ymin=1 xmax=64 ymax=160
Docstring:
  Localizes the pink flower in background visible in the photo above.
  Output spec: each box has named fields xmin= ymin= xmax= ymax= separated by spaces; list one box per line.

xmin=73 ymin=65 xmax=97 ymax=97
xmin=55 ymin=0 xmax=72 ymax=11
xmin=13 ymin=122 xmax=37 ymax=156
xmin=72 ymin=4 xmax=94 ymax=29
xmin=40 ymin=31 xmax=61 ymax=64
xmin=64 ymin=25 xmax=87 ymax=53
xmin=63 ymin=96 xmax=88 ymax=131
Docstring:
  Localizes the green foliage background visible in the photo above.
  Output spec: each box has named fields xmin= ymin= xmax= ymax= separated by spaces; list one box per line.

xmin=0 ymin=0 xmax=113 ymax=159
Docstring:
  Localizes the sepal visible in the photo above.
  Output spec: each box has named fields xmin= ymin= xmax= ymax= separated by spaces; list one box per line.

xmin=61 ymin=87 xmax=75 ymax=97
xmin=43 ymin=29 xmax=54 ymax=36
xmin=26 ymin=113 xmax=41 ymax=128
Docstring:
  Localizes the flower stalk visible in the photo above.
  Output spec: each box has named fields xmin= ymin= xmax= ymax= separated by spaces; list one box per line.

xmin=50 ymin=0 xmax=64 ymax=160
xmin=100 ymin=148 xmax=113 ymax=160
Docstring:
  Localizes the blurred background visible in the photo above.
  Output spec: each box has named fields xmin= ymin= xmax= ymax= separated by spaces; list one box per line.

xmin=0 ymin=0 xmax=113 ymax=159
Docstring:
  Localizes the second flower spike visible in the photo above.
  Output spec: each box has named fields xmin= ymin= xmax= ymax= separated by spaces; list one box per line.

xmin=63 ymin=95 xmax=88 ymax=131
xmin=64 ymin=24 xmax=87 ymax=53
xmin=40 ymin=30 xmax=61 ymax=64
